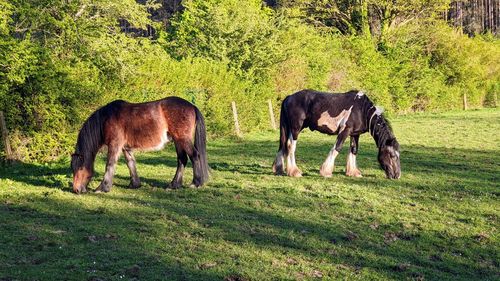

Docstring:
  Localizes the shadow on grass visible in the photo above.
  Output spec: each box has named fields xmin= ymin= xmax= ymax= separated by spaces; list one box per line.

xmin=1 ymin=137 xmax=498 ymax=192
xmin=1 ymin=187 xmax=496 ymax=280
xmin=0 ymin=197 xmax=225 ymax=280
xmin=0 ymin=161 xmax=71 ymax=192
xmin=1 ymin=137 xmax=498 ymax=279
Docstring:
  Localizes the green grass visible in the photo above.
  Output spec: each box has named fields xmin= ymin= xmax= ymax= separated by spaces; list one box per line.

xmin=1 ymin=109 xmax=499 ymax=281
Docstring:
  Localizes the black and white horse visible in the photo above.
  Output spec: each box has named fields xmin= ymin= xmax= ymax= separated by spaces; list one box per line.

xmin=272 ymin=89 xmax=401 ymax=179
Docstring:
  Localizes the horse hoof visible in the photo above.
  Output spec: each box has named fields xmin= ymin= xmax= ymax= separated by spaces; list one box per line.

xmin=346 ymin=169 xmax=363 ymax=178
xmin=94 ymin=188 xmax=109 ymax=193
xmin=287 ymin=168 xmax=302 ymax=178
xmin=273 ymin=164 xmax=285 ymax=175
xmin=167 ymin=183 xmax=182 ymax=189
xmin=128 ymin=183 xmax=141 ymax=189
xmin=274 ymin=170 xmax=285 ymax=176
xmin=319 ymin=164 xmax=334 ymax=178
xmin=320 ymin=171 xmax=332 ymax=178
xmin=189 ymin=182 xmax=202 ymax=188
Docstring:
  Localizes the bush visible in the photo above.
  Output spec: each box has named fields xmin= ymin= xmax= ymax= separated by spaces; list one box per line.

xmin=1 ymin=0 xmax=498 ymax=162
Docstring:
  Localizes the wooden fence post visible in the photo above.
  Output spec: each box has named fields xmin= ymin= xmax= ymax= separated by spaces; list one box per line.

xmin=0 ymin=111 xmax=12 ymax=160
xmin=268 ymin=100 xmax=277 ymax=130
xmin=231 ymin=101 xmax=242 ymax=137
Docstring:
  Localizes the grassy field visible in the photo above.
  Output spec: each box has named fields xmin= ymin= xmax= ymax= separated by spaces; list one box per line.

xmin=1 ymin=109 xmax=499 ymax=281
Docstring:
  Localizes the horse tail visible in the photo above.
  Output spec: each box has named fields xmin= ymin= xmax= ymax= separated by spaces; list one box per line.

xmin=194 ymin=106 xmax=209 ymax=185
xmin=279 ymin=97 xmax=291 ymax=154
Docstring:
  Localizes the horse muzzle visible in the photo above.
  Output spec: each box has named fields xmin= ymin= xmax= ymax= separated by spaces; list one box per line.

xmin=73 ymin=185 xmax=88 ymax=194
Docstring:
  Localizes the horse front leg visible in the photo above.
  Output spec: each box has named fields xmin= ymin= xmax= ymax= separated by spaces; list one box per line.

xmin=123 ymin=148 xmax=141 ymax=188
xmin=320 ymin=130 xmax=349 ymax=177
xmin=346 ymin=135 xmax=362 ymax=177
xmin=95 ymin=145 xmax=122 ymax=193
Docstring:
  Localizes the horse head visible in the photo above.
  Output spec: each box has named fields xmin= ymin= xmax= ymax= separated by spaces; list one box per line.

xmin=71 ymin=153 xmax=93 ymax=193
xmin=378 ymin=138 xmax=401 ymax=179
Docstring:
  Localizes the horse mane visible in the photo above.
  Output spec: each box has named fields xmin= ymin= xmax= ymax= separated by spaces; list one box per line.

xmin=361 ymin=95 xmax=395 ymax=148
xmin=74 ymin=100 xmax=125 ymax=166
xmin=372 ymin=114 xmax=395 ymax=148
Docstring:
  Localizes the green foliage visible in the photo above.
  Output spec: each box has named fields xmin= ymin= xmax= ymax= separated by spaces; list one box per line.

xmin=0 ymin=0 xmax=498 ymax=162
xmin=165 ymin=0 xmax=283 ymax=82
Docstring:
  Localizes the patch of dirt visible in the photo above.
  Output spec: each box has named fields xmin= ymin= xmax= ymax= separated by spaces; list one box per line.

xmin=199 ymin=262 xmax=217 ymax=270
xmin=310 ymin=269 xmax=323 ymax=278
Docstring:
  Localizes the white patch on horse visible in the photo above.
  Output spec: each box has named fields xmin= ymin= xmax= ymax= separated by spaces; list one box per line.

xmin=317 ymin=106 xmax=353 ymax=133
xmin=356 ymin=91 xmax=365 ymax=99
xmin=369 ymin=106 xmax=384 ymax=136
xmin=345 ymin=152 xmax=361 ymax=177
xmin=286 ymin=139 xmax=302 ymax=177
xmin=320 ymin=145 xmax=338 ymax=177
xmin=149 ymin=130 xmax=171 ymax=151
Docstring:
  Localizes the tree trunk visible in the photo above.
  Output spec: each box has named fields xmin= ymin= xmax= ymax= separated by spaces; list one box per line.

xmin=358 ymin=0 xmax=371 ymax=36
xmin=447 ymin=0 xmax=499 ymax=35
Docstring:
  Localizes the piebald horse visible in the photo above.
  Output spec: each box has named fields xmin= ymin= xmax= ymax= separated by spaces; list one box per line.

xmin=273 ymin=89 xmax=401 ymax=179
xmin=71 ymin=96 xmax=209 ymax=194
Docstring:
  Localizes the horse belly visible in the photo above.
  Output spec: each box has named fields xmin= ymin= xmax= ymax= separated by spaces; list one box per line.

xmin=146 ymin=130 xmax=171 ymax=151
xmin=127 ymin=127 xmax=171 ymax=151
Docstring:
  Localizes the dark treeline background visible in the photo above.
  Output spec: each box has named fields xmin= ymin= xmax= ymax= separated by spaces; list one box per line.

xmin=0 ymin=0 xmax=498 ymax=162
xmin=447 ymin=0 xmax=499 ymax=35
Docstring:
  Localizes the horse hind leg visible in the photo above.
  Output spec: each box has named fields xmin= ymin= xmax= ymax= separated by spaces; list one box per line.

xmin=169 ymin=141 xmax=188 ymax=189
xmin=179 ymin=136 xmax=206 ymax=188
xmin=273 ymin=149 xmax=285 ymax=175
xmin=123 ymin=148 xmax=141 ymax=188
xmin=95 ymin=144 xmax=122 ymax=193
xmin=186 ymin=143 xmax=204 ymax=188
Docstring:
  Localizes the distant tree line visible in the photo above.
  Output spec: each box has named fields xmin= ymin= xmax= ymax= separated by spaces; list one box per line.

xmin=447 ymin=0 xmax=499 ymax=35
xmin=128 ymin=1 xmax=499 ymax=37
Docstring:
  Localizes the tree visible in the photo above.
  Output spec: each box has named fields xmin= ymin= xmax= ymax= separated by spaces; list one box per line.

xmin=165 ymin=0 xmax=285 ymax=82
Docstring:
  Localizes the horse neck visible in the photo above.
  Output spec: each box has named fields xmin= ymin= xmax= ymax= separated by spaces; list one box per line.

xmin=75 ymin=110 xmax=105 ymax=168
xmin=75 ymin=136 xmax=99 ymax=169
xmin=369 ymin=114 xmax=394 ymax=149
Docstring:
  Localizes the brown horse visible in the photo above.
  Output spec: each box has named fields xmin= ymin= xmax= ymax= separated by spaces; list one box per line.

xmin=71 ymin=96 xmax=209 ymax=194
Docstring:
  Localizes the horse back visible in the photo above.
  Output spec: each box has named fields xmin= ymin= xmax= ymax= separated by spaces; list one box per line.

xmin=287 ymin=89 xmax=368 ymax=135
xmin=102 ymin=97 xmax=196 ymax=151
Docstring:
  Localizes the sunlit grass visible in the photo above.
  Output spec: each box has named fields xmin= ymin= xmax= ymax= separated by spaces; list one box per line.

xmin=1 ymin=109 xmax=499 ymax=280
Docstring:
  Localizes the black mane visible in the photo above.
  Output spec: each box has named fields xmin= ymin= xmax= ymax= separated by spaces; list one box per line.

xmin=368 ymin=110 xmax=396 ymax=148
xmin=355 ymin=93 xmax=394 ymax=148
xmin=73 ymin=100 xmax=125 ymax=168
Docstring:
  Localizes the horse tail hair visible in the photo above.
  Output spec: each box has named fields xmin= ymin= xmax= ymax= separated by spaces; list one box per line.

xmin=194 ymin=106 xmax=209 ymax=185
xmin=279 ymin=97 xmax=291 ymax=155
